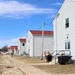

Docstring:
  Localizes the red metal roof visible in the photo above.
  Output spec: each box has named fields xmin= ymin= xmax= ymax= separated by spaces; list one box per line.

xmin=30 ymin=30 xmax=53 ymax=36
xmin=19 ymin=38 xmax=26 ymax=42
xmin=8 ymin=46 xmax=18 ymax=50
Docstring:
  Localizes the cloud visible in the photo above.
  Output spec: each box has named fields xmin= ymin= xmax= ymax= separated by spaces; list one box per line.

xmin=0 ymin=34 xmax=27 ymax=48
xmin=0 ymin=1 xmax=57 ymax=18
xmin=0 ymin=38 xmax=18 ymax=48
xmin=51 ymin=2 xmax=62 ymax=6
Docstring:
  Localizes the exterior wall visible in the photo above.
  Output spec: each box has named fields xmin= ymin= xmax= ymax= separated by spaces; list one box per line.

xmin=26 ymin=31 xmax=53 ymax=57
xmin=18 ymin=40 xmax=26 ymax=55
xmin=8 ymin=49 xmax=18 ymax=55
xmin=8 ymin=49 xmax=12 ymax=54
xmin=26 ymin=31 xmax=33 ymax=57
xmin=33 ymin=35 xmax=53 ymax=57
xmin=53 ymin=0 xmax=75 ymax=60
xmin=14 ymin=50 xmax=18 ymax=55
xmin=18 ymin=41 xmax=21 ymax=55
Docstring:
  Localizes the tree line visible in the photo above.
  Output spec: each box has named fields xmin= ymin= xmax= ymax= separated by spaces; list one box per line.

xmin=0 ymin=46 xmax=8 ymax=52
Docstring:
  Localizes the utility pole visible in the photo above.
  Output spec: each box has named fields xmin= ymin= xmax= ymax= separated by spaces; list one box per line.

xmin=41 ymin=22 xmax=45 ymax=60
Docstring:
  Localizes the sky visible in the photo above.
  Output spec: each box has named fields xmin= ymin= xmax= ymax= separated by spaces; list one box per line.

xmin=0 ymin=0 xmax=64 ymax=48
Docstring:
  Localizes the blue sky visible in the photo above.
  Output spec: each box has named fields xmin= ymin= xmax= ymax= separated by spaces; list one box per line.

xmin=0 ymin=0 xmax=64 ymax=48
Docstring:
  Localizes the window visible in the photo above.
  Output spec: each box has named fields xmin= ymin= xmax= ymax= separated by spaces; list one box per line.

xmin=65 ymin=18 xmax=69 ymax=28
xmin=65 ymin=42 xmax=67 ymax=49
xmin=22 ymin=43 xmax=25 ymax=46
xmin=68 ymin=42 xmax=70 ymax=49
xmin=65 ymin=42 xmax=70 ymax=49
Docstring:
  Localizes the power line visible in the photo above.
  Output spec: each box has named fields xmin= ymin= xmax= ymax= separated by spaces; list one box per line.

xmin=27 ymin=1 xmax=61 ymax=36
xmin=44 ymin=0 xmax=75 ymax=26
xmin=45 ymin=18 xmax=55 ymax=26
xmin=44 ymin=11 xmax=60 ymax=26
xmin=38 ymin=25 xmax=42 ymax=30
xmin=44 ymin=0 xmax=63 ymax=26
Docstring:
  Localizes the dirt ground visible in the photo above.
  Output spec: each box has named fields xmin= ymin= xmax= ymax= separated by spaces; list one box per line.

xmin=14 ymin=55 xmax=75 ymax=74
xmin=14 ymin=55 xmax=46 ymax=63
xmin=0 ymin=55 xmax=75 ymax=75
xmin=33 ymin=64 xmax=75 ymax=74
xmin=0 ymin=55 xmax=4 ymax=75
xmin=0 ymin=55 xmax=25 ymax=75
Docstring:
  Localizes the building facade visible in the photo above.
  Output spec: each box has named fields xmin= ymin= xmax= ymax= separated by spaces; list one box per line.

xmin=8 ymin=46 xmax=18 ymax=55
xmin=53 ymin=0 xmax=75 ymax=60
xmin=26 ymin=30 xmax=54 ymax=57
xmin=18 ymin=38 xmax=26 ymax=55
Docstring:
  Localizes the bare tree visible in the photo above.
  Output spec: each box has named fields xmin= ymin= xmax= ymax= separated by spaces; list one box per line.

xmin=2 ymin=46 xmax=8 ymax=52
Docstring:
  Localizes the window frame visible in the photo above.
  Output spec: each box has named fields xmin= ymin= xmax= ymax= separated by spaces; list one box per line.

xmin=65 ymin=18 xmax=69 ymax=28
xmin=65 ymin=41 xmax=70 ymax=50
xmin=22 ymin=43 xmax=25 ymax=46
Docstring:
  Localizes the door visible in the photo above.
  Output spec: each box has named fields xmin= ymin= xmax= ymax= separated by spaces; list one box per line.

xmin=65 ymin=41 xmax=70 ymax=50
xmin=65 ymin=41 xmax=71 ymax=55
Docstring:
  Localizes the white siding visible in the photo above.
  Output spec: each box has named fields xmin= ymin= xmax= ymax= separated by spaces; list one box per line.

xmin=18 ymin=40 xmax=26 ymax=55
xmin=8 ymin=49 xmax=18 ymax=55
xmin=33 ymin=36 xmax=53 ymax=57
xmin=26 ymin=31 xmax=34 ymax=57
xmin=26 ymin=31 xmax=53 ymax=57
xmin=53 ymin=0 xmax=75 ymax=60
xmin=14 ymin=50 xmax=18 ymax=55
xmin=8 ymin=49 xmax=12 ymax=54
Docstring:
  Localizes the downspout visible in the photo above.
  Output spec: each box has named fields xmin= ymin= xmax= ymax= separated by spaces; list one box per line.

xmin=55 ymin=14 xmax=58 ymax=64
xmin=33 ymin=36 xmax=34 ymax=57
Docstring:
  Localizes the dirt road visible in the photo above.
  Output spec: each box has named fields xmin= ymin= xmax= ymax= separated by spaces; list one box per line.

xmin=0 ymin=55 xmax=52 ymax=75
xmin=0 ymin=55 xmax=26 ymax=75
xmin=0 ymin=55 xmax=75 ymax=75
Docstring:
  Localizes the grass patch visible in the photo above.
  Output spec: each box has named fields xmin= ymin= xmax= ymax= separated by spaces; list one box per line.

xmin=14 ymin=55 xmax=46 ymax=63
xmin=33 ymin=64 xmax=75 ymax=74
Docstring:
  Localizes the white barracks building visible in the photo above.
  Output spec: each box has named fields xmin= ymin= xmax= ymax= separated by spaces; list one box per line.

xmin=18 ymin=38 xmax=26 ymax=55
xmin=26 ymin=30 xmax=53 ymax=57
xmin=53 ymin=0 xmax=75 ymax=60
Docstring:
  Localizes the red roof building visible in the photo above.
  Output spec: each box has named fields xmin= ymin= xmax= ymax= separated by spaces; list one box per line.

xmin=19 ymin=38 xmax=26 ymax=42
xmin=26 ymin=30 xmax=54 ymax=57
xmin=30 ymin=30 xmax=53 ymax=36
xmin=18 ymin=38 xmax=26 ymax=55
xmin=9 ymin=46 xmax=18 ymax=51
